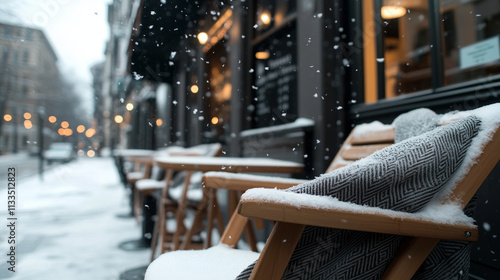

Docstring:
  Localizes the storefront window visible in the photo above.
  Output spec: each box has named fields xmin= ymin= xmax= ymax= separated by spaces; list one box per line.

xmin=252 ymin=0 xmax=298 ymax=128
xmin=254 ymin=0 xmax=296 ymax=36
xmin=363 ymin=0 xmax=500 ymax=103
xmin=253 ymin=24 xmax=297 ymax=127
xmin=383 ymin=0 xmax=431 ymax=98
xmin=206 ymin=41 xmax=231 ymax=142
xmin=440 ymin=0 xmax=500 ymax=86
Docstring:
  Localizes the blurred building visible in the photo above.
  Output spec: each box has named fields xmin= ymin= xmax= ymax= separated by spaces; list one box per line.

xmin=104 ymin=0 xmax=499 ymax=277
xmin=0 ymin=22 xmax=60 ymax=154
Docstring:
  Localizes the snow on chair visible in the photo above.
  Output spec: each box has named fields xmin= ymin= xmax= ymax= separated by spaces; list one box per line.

xmin=145 ymin=104 xmax=500 ymax=280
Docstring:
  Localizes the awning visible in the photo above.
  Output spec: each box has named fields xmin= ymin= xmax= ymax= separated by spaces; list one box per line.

xmin=128 ymin=0 xmax=206 ymax=84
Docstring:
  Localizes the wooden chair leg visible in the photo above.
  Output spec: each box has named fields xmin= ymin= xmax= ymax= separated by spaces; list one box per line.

xmin=214 ymin=197 xmax=225 ymax=240
xmin=155 ymin=170 xmax=174 ymax=256
xmin=381 ymin=237 xmax=439 ymax=280
xmin=244 ymin=220 xmax=258 ymax=252
xmin=205 ymin=188 xmax=217 ymax=248
xmin=249 ymin=222 xmax=305 ymax=280
xmin=172 ymin=171 xmax=193 ymax=250
xmin=220 ymin=202 xmax=250 ymax=248
xmin=180 ymin=198 xmax=208 ymax=250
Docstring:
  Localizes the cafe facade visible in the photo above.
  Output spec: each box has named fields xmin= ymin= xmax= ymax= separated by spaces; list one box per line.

xmin=125 ymin=0 xmax=500 ymax=277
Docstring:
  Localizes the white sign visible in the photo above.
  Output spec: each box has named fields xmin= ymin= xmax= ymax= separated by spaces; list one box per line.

xmin=460 ymin=36 xmax=500 ymax=69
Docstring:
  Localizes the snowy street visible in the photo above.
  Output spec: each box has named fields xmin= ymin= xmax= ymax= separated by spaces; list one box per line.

xmin=0 ymin=157 xmax=149 ymax=279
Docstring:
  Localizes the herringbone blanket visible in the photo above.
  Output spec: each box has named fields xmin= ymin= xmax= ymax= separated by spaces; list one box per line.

xmin=236 ymin=113 xmax=481 ymax=279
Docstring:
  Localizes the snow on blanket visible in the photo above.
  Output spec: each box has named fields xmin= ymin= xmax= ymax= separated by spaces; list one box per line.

xmin=242 ymin=103 xmax=500 ymax=226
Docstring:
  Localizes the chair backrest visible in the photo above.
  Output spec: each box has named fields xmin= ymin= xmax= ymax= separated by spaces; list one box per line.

xmin=218 ymin=123 xmax=397 ymax=248
xmin=159 ymin=142 xmax=223 ymax=201
xmin=238 ymin=111 xmax=500 ymax=280
xmin=327 ymin=122 xmax=395 ymax=172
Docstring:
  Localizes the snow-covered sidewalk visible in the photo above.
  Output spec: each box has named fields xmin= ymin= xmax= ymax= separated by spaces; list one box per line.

xmin=0 ymin=157 xmax=149 ymax=279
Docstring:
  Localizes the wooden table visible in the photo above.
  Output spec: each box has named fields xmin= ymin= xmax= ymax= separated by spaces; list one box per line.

xmin=113 ymin=148 xmax=156 ymax=158
xmin=154 ymin=156 xmax=304 ymax=173
xmin=154 ymin=156 xmax=304 ymax=250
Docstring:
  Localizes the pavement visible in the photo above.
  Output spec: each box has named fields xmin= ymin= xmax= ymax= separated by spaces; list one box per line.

xmin=0 ymin=157 xmax=150 ymax=280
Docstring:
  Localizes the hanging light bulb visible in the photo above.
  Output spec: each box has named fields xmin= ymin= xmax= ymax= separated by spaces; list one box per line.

xmin=381 ymin=6 xmax=407 ymax=19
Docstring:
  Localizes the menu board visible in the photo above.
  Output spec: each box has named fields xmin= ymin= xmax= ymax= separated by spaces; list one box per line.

xmin=253 ymin=27 xmax=297 ymax=128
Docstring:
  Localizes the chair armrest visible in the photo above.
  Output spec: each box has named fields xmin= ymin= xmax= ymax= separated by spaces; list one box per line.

xmin=238 ymin=189 xmax=478 ymax=242
xmin=202 ymin=172 xmax=308 ymax=192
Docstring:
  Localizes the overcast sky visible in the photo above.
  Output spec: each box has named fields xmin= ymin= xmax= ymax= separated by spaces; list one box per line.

xmin=0 ymin=0 xmax=112 ymax=117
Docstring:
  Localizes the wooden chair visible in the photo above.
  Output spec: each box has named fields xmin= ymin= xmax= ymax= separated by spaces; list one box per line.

xmin=145 ymin=106 xmax=500 ymax=279
xmin=149 ymin=143 xmax=223 ymax=260
xmin=133 ymin=146 xmax=211 ymax=224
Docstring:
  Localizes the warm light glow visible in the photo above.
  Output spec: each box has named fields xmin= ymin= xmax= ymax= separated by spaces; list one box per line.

xmin=24 ymin=112 xmax=32 ymax=119
xmin=24 ymin=120 xmax=33 ymax=129
xmin=260 ymin=12 xmax=271 ymax=25
xmin=126 ymin=103 xmax=134 ymax=111
xmin=255 ymin=51 xmax=270 ymax=60
xmin=156 ymin=118 xmax=163 ymax=127
xmin=191 ymin=85 xmax=199 ymax=94
xmin=58 ymin=128 xmax=65 ymax=136
xmin=64 ymin=128 xmax=73 ymax=136
xmin=48 ymin=116 xmax=57 ymax=123
xmin=198 ymin=32 xmax=208 ymax=44
xmin=77 ymin=149 xmax=85 ymax=157
xmin=77 ymin=125 xmax=86 ymax=133
xmin=87 ymin=150 xmax=96 ymax=158
xmin=85 ymin=128 xmax=96 ymax=138
xmin=114 ymin=115 xmax=123 ymax=124
xmin=381 ymin=6 xmax=407 ymax=19
xmin=61 ymin=121 xmax=69 ymax=128
xmin=211 ymin=117 xmax=219 ymax=125
xmin=3 ymin=114 xmax=12 ymax=122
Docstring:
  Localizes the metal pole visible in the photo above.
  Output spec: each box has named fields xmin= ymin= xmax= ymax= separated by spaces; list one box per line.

xmin=38 ymin=106 xmax=45 ymax=181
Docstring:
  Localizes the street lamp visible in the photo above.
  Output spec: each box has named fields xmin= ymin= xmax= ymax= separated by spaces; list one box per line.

xmin=114 ymin=115 xmax=123 ymax=124
xmin=197 ymin=32 xmax=208 ymax=45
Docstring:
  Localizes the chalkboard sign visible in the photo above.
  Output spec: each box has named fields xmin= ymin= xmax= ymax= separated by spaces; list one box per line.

xmin=253 ymin=25 xmax=297 ymax=128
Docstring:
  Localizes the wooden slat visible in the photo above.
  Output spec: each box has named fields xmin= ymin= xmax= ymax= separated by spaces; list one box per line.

xmin=239 ymin=199 xmax=478 ymax=242
xmin=249 ymin=222 xmax=305 ymax=280
xmin=444 ymin=128 xmax=500 ymax=207
xmin=381 ymin=237 xmax=440 ymax=280
xmin=329 ymin=161 xmax=353 ymax=170
xmin=220 ymin=203 xmax=250 ymax=248
xmin=351 ymin=127 xmax=395 ymax=145
xmin=203 ymin=175 xmax=307 ymax=192
xmin=341 ymin=144 xmax=392 ymax=160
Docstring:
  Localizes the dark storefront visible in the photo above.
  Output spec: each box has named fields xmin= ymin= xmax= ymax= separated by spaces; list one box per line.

xmin=127 ymin=0 xmax=499 ymax=277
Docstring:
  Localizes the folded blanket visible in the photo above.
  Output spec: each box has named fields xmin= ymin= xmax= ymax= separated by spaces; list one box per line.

xmin=236 ymin=111 xmax=480 ymax=280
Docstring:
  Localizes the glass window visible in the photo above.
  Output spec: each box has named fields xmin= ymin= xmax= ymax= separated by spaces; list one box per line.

xmin=440 ymin=0 xmax=500 ymax=86
xmin=253 ymin=24 xmax=297 ymax=127
xmin=362 ymin=0 xmax=500 ymax=103
xmin=254 ymin=0 xmax=296 ymax=36
xmin=383 ymin=0 xmax=431 ymax=98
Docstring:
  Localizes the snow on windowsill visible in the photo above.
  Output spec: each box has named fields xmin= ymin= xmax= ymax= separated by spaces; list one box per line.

xmin=240 ymin=118 xmax=314 ymax=138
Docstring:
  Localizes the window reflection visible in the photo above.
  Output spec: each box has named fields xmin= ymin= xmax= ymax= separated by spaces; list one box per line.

xmin=441 ymin=0 xmax=500 ymax=86
xmin=383 ymin=0 xmax=431 ymax=98
xmin=254 ymin=0 xmax=296 ymax=36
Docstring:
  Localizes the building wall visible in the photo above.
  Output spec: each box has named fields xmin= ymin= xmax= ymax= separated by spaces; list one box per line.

xmin=0 ymin=22 xmax=59 ymax=154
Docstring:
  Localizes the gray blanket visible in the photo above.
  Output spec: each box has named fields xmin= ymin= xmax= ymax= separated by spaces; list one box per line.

xmin=236 ymin=109 xmax=480 ymax=279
